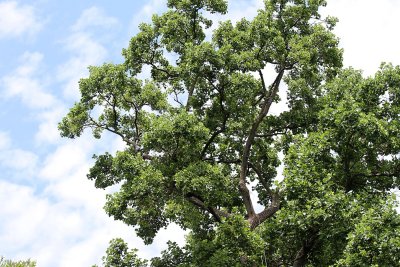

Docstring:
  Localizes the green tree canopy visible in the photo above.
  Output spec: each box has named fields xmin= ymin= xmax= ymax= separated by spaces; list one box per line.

xmin=60 ymin=0 xmax=400 ymax=266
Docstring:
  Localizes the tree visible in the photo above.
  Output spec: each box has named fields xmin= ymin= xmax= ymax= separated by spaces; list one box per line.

xmin=92 ymin=238 xmax=148 ymax=267
xmin=59 ymin=0 xmax=400 ymax=266
xmin=0 ymin=256 xmax=36 ymax=267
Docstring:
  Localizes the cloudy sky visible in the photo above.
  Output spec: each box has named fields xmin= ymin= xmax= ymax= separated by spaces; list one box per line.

xmin=1 ymin=0 xmax=399 ymax=266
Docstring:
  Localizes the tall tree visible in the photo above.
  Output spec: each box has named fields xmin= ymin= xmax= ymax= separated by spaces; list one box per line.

xmin=60 ymin=0 xmax=400 ymax=266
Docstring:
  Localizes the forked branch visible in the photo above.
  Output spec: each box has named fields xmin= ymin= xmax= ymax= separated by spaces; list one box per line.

xmin=239 ymin=69 xmax=285 ymax=220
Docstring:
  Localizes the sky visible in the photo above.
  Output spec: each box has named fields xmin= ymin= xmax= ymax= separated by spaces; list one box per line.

xmin=0 ymin=0 xmax=400 ymax=266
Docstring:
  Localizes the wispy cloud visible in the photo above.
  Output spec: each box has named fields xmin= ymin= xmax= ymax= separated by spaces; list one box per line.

xmin=72 ymin=6 xmax=119 ymax=32
xmin=57 ymin=32 xmax=107 ymax=99
xmin=34 ymin=6 xmax=119 ymax=143
xmin=57 ymin=6 xmax=118 ymax=100
xmin=0 ymin=1 xmax=43 ymax=39
xmin=0 ymin=131 xmax=11 ymax=150
xmin=39 ymin=140 xmax=92 ymax=181
xmin=0 ymin=51 xmax=68 ymax=145
xmin=1 ymin=52 xmax=56 ymax=109
xmin=0 ymin=6 xmax=186 ymax=266
xmin=34 ymin=106 xmax=67 ymax=144
xmin=0 ymin=149 xmax=38 ymax=172
xmin=0 ymin=132 xmax=38 ymax=179
xmin=129 ymin=0 xmax=166 ymax=33
xmin=0 ymin=132 xmax=185 ymax=266
xmin=226 ymin=0 xmax=263 ymax=23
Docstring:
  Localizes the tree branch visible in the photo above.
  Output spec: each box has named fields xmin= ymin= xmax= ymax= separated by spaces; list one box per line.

xmin=201 ymin=86 xmax=229 ymax=159
xmin=186 ymin=193 xmax=230 ymax=223
xmin=186 ymin=74 xmax=199 ymax=111
xmin=201 ymin=122 xmax=226 ymax=159
xmin=247 ymin=162 xmax=273 ymax=195
xmin=255 ymin=132 xmax=286 ymax=138
xmin=87 ymin=117 xmax=153 ymax=161
xmin=249 ymin=191 xmax=280 ymax=229
xmin=293 ymin=230 xmax=319 ymax=267
xmin=255 ymin=122 xmax=308 ymax=138
xmin=239 ymin=69 xmax=285 ymax=219
xmin=258 ymin=69 xmax=267 ymax=94
xmin=246 ymin=162 xmax=281 ymax=229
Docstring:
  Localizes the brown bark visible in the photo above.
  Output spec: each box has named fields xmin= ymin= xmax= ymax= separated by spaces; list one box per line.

xmin=239 ymin=69 xmax=284 ymax=223
xmin=249 ymin=192 xmax=280 ymax=229
xmin=293 ymin=232 xmax=318 ymax=267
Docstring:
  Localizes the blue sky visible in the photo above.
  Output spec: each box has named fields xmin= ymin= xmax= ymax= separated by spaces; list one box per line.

xmin=1 ymin=0 xmax=400 ymax=266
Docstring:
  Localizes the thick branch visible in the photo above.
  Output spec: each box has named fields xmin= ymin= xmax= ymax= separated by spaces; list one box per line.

xmin=246 ymin=162 xmax=281 ymax=229
xmin=239 ymin=69 xmax=285 ymax=219
xmin=255 ymin=130 xmax=288 ymax=138
xmin=255 ymin=122 xmax=309 ymax=138
xmin=249 ymin=191 xmax=280 ymax=229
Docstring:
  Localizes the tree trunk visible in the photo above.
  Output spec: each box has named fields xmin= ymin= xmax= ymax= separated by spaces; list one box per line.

xmin=292 ymin=232 xmax=318 ymax=267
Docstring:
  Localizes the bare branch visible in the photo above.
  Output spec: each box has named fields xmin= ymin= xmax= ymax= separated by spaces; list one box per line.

xmin=173 ymin=90 xmax=185 ymax=107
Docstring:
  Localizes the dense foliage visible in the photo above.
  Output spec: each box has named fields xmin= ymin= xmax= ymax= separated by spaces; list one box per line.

xmin=60 ymin=0 xmax=400 ymax=266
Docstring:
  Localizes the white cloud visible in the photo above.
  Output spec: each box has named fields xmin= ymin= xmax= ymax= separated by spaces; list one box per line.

xmin=1 ymin=52 xmax=57 ymax=109
xmin=57 ymin=7 xmax=118 ymax=100
xmin=0 ymin=181 xmax=49 ymax=250
xmin=322 ymin=0 xmax=400 ymax=76
xmin=0 ymin=1 xmax=43 ymax=39
xmin=39 ymin=139 xmax=92 ymax=181
xmin=0 ymin=131 xmax=11 ymax=150
xmin=0 ymin=148 xmax=38 ymax=172
xmin=0 ymin=179 xmax=103 ymax=266
xmin=57 ymin=32 xmax=107 ymax=99
xmin=35 ymin=106 xmax=67 ymax=145
xmin=72 ymin=6 xmax=119 ymax=32
xmin=1 ymin=51 xmax=65 ymax=146
xmin=226 ymin=0 xmax=263 ymax=23
xmin=0 ymin=135 xmax=185 ymax=266
xmin=129 ymin=0 xmax=166 ymax=33
xmin=0 ymin=132 xmax=38 ymax=176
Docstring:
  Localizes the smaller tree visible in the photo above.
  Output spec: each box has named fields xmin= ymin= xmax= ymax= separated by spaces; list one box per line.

xmin=92 ymin=238 xmax=148 ymax=267
xmin=0 ymin=256 xmax=36 ymax=267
